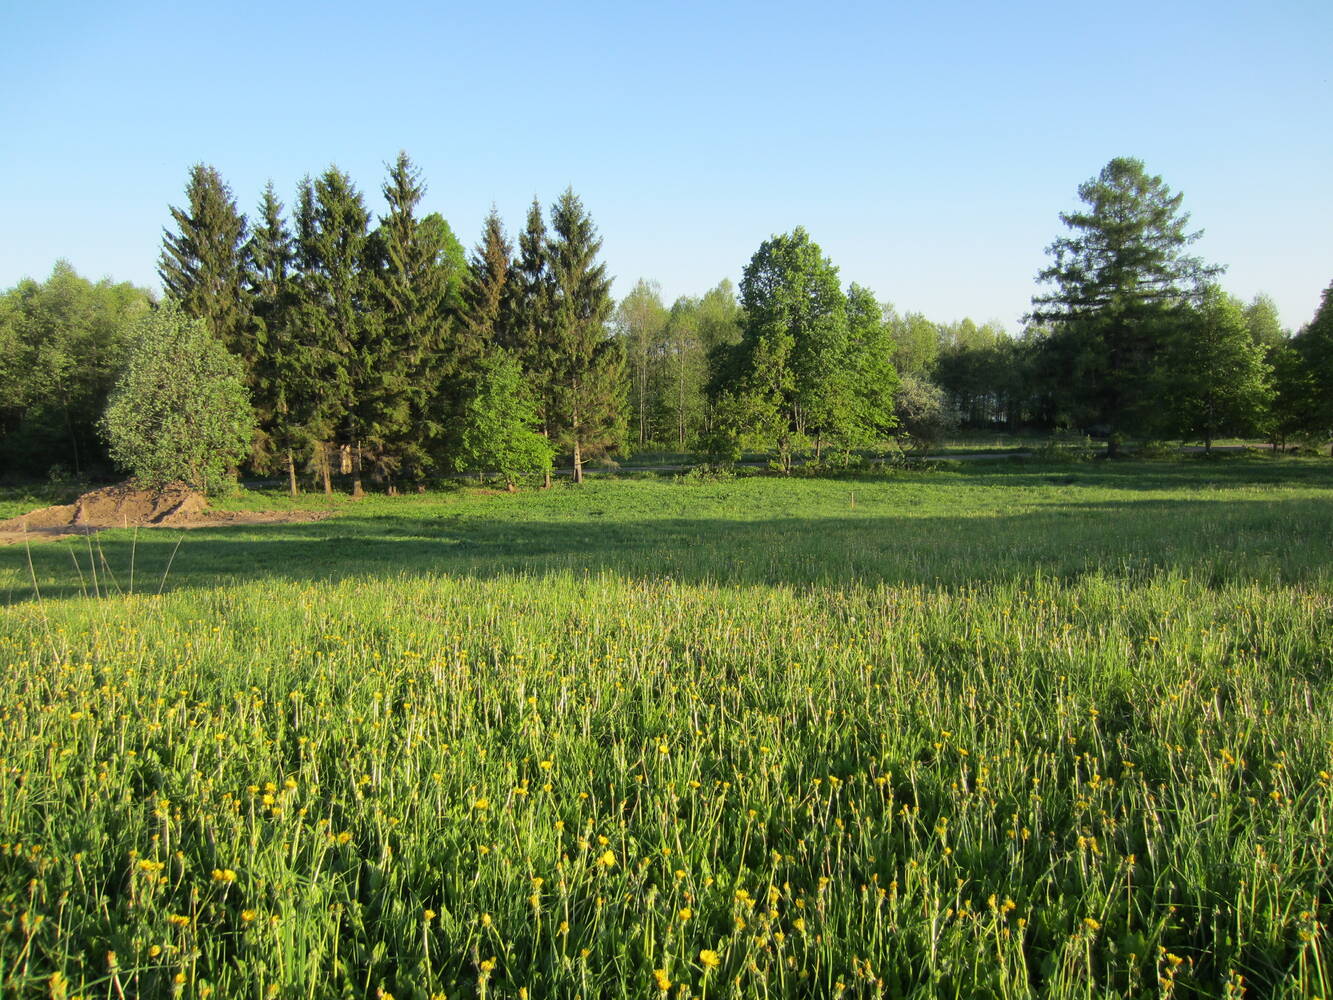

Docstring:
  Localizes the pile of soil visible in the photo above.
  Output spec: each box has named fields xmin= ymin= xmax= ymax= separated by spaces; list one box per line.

xmin=0 ymin=482 xmax=332 ymax=544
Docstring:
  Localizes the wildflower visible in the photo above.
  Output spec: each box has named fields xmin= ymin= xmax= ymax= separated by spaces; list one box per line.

xmin=598 ymin=849 xmax=616 ymax=869
xmin=474 ymin=798 xmax=490 ymax=811
xmin=211 ymin=868 xmax=237 ymax=883
xmin=241 ymin=910 xmax=257 ymax=922
xmin=699 ymin=949 xmax=721 ymax=969
xmin=653 ymin=969 xmax=672 ymax=992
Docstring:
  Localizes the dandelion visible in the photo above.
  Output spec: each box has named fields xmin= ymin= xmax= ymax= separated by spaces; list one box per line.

xmin=211 ymin=868 xmax=237 ymax=883
xmin=699 ymin=949 xmax=721 ymax=970
xmin=474 ymin=798 xmax=490 ymax=811
xmin=653 ymin=969 xmax=672 ymax=992
xmin=598 ymin=849 xmax=616 ymax=868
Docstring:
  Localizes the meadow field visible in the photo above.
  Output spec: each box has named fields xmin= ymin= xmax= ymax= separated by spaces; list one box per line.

xmin=1 ymin=457 xmax=1331 ymax=998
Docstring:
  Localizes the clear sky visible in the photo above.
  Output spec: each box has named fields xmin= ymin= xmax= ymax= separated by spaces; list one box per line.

xmin=2 ymin=0 xmax=1329 ymax=331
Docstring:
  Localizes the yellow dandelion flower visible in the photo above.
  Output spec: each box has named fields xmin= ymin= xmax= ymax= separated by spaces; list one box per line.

xmin=699 ymin=949 xmax=721 ymax=969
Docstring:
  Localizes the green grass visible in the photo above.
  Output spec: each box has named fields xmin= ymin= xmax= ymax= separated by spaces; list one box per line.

xmin=1 ymin=459 xmax=1331 ymax=998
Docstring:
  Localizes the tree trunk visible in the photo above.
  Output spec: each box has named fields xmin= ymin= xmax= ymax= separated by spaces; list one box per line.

xmin=320 ymin=444 xmax=333 ymax=496
xmin=572 ymin=437 xmax=583 ymax=484
xmin=286 ymin=449 xmax=298 ymax=498
xmin=352 ymin=442 xmax=364 ymax=497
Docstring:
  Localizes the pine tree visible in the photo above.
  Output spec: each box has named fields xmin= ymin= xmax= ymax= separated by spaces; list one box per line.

xmin=159 ymin=164 xmax=254 ymax=363
xmin=547 ymin=188 xmax=627 ymax=483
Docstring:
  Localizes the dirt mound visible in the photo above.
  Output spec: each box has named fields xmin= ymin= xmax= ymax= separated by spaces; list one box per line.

xmin=0 ymin=482 xmax=333 ymax=544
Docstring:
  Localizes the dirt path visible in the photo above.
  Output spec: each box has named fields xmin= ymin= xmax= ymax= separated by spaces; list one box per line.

xmin=0 ymin=482 xmax=333 ymax=545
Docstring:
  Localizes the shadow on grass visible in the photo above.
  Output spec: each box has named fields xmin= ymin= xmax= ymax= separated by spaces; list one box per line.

xmin=4 ymin=486 xmax=1329 ymax=606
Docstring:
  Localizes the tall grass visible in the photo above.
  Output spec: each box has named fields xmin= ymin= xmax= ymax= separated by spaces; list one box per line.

xmin=1 ymin=460 xmax=1330 ymax=998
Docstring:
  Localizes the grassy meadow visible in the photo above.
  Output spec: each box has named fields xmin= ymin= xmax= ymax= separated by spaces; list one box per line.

xmin=1 ymin=457 xmax=1331 ymax=998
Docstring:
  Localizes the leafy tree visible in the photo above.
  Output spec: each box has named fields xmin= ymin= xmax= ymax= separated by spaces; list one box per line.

xmin=453 ymin=352 xmax=554 ymax=490
xmin=738 ymin=227 xmax=850 ymax=461
xmin=1244 ymin=293 xmax=1287 ymax=350
xmin=1030 ymin=157 xmax=1221 ymax=454
xmin=0 ymin=262 xmax=153 ymax=477
xmin=614 ymin=279 xmax=669 ymax=445
xmin=101 ymin=304 xmax=254 ymax=496
xmin=547 ymin=188 xmax=627 ymax=483
xmin=1161 ymin=286 xmax=1272 ymax=451
xmin=159 ymin=164 xmax=254 ymax=362
xmin=841 ymin=283 xmax=899 ymax=453
xmin=889 ymin=311 xmax=940 ymax=380
xmin=893 ymin=374 xmax=955 ymax=454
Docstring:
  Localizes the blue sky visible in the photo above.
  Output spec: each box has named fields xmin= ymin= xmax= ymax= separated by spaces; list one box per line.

xmin=2 ymin=0 xmax=1329 ymax=330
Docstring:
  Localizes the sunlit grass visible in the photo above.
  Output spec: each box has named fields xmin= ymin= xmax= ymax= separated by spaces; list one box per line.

xmin=1 ymin=458 xmax=1330 ymax=998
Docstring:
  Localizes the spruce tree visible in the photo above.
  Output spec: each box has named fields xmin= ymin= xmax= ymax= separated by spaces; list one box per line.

xmin=509 ymin=197 xmax=557 ymax=484
xmin=159 ymin=164 xmax=254 ymax=363
xmin=462 ymin=207 xmax=513 ymax=349
xmin=547 ymin=188 xmax=627 ymax=483
xmin=290 ymin=168 xmax=370 ymax=494
xmin=246 ymin=182 xmax=304 ymax=495
xmin=363 ymin=152 xmax=456 ymax=488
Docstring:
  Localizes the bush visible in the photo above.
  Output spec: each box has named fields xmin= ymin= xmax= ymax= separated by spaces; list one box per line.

xmin=101 ymin=303 xmax=254 ymax=496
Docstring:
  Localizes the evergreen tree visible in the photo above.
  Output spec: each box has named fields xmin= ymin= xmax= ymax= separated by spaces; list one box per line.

xmin=1030 ymin=157 xmax=1221 ymax=454
xmin=364 ymin=151 xmax=456 ymax=488
xmin=547 ymin=188 xmax=627 ymax=483
xmin=159 ymin=164 xmax=254 ymax=363
xmin=290 ymin=168 xmax=371 ymax=494
xmin=509 ymin=197 xmax=557 ymax=483
xmin=1162 ymin=286 xmax=1272 ymax=451
xmin=246 ymin=182 xmax=303 ymax=494
xmin=462 ymin=207 xmax=513 ymax=349
xmin=1291 ymin=281 xmax=1333 ymax=451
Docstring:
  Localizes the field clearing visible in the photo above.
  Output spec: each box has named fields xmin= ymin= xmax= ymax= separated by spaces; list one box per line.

xmin=1 ymin=459 xmax=1331 ymax=998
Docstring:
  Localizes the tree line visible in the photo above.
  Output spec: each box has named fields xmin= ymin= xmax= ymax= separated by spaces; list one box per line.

xmin=2 ymin=154 xmax=1332 ymax=491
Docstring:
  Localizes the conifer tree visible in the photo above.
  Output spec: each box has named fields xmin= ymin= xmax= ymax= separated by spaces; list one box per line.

xmin=509 ymin=197 xmax=557 ymax=484
xmin=290 ymin=168 xmax=370 ymax=494
xmin=246 ymin=182 xmax=303 ymax=494
xmin=1030 ymin=157 xmax=1221 ymax=454
xmin=462 ymin=207 xmax=513 ymax=349
xmin=364 ymin=152 xmax=456 ymax=487
xmin=159 ymin=164 xmax=254 ymax=362
xmin=547 ymin=188 xmax=627 ymax=483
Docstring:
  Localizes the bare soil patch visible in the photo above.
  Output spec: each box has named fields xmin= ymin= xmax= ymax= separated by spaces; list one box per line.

xmin=0 ymin=482 xmax=333 ymax=545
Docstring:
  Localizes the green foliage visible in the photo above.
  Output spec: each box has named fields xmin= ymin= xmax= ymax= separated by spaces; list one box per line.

xmin=1031 ymin=157 xmax=1222 ymax=450
xmin=454 ymin=352 xmax=554 ymax=489
xmin=1162 ymin=285 xmax=1272 ymax=449
xmin=159 ymin=164 xmax=254 ymax=360
xmin=0 ymin=261 xmax=154 ymax=477
xmin=614 ymin=279 xmax=669 ymax=446
xmin=1290 ymin=280 xmax=1333 ymax=447
xmin=547 ymin=188 xmax=628 ymax=481
xmin=100 ymin=304 xmax=254 ymax=495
